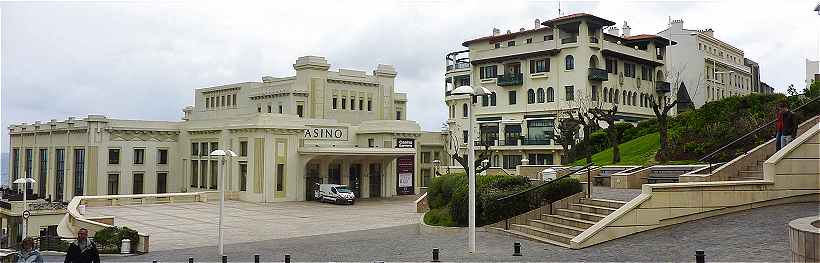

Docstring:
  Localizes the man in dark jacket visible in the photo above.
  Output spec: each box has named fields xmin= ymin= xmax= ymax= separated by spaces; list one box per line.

xmin=64 ymin=228 xmax=100 ymax=263
xmin=775 ymin=101 xmax=797 ymax=150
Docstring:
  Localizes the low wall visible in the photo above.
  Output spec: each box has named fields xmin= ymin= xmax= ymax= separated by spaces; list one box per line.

xmin=570 ymin=122 xmax=820 ymax=249
xmin=789 ymin=216 xmax=820 ymax=262
xmin=517 ymin=165 xmax=564 ymax=180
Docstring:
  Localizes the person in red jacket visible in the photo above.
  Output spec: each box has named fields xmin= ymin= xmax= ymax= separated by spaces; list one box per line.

xmin=775 ymin=101 xmax=797 ymax=150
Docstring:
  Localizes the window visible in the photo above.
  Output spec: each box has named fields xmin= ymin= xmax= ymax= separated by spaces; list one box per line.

xmin=341 ymin=98 xmax=347 ymax=109
xmin=527 ymin=119 xmax=553 ymax=145
xmin=332 ymin=97 xmax=338 ymax=109
xmin=526 ymin=38 xmax=532 ymax=44
xmin=257 ymin=106 xmax=261 ymax=112
xmin=239 ymin=162 xmax=247 ymax=191
xmin=200 ymin=160 xmax=207 ymax=188
xmin=11 ymin=149 xmax=19 ymax=188
xmin=25 ymin=149 xmax=32 ymax=186
xmin=565 ymin=86 xmax=575 ymax=101
xmin=210 ymin=142 xmax=218 ymax=155
xmin=278 ymin=105 xmax=283 ymax=114
xmin=502 ymin=155 xmax=522 ymax=169
xmin=240 ymin=141 xmax=248 ymax=156
xmin=133 ymin=148 xmax=144 ymax=164
xmin=276 ymin=164 xmax=285 ymax=191
xmin=396 ymin=111 xmax=402 ymax=120
xmin=368 ymin=138 xmax=375 ymax=147
xmin=210 ymin=160 xmax=218 ymax=189
xmin=200 ymin=142 xmax=208 ymax=156
xmin=462 ymin=103 xmax=468 ymax=118
xmin=592 ymin=86 xmax=599 ymax=101
xmin=55 ymin=149 xmax=64 ymax=201
xmin=565 ymin=55 xmax=574 ymax=70
xmin=421 ymin=152 xmax=431 ymax=163
xmin=73 ymin=148 xmax=85 ymax=196
xmin=367 ymin=100 xmax=372 ymax=111
xmin=547 ymin=87 xmax=555 ymax=102
xmin=530 ymin=59 xmax=548 ymax=73
xmin=267 ymin=105 xmax=272 ymax=113
xmin=191 ymin=143 xmax=198 ymax=157
xmin=107 ymin=174 xmax=119 ymax=195
xmin=606 ymin=58 xmax=618 ymax=74
xmin=490 ymin=92 xmax=497 ymax=106
xmin=38 ymin=149 xmax=47 ymax=195
xmin=191 ymin=160 xmax=198 ymax=187
xmin=463 ymin=130 xmax=469 ymax=144
xmin=221 ymin=96 xmax=225 ymax=107
xmin=527 ymin=89 xmax=536 ymax=104
xmin=624 ymin=63 xmax=636 ymax=78
xmin=133 ymin=173 xmax=144 ymax=194
xmin=205 ymin=98 xmax=210 ymax=109
xmin=158 ymin=149 xmax=168 ymax=164
xmin=508 ymin=90 xmax=517 ymax=105
xmin=537 ymin=88 xmax=545 ymax=103
xmin=157 ymin=172 xmax=167 ymax=194
xmin=359 ymin=99 xmax=364 ymax=110
xmin=479 ymin=65 xmax=497 ymax=79
xmin=232 ymin=94 xmax=237 ymax=105
xmin=109 ymin=149 xmax=120 ymax=164
xmin=297 ymin=105 xmax=304 ymax=117
xmin=494 ymin=43 xmax=501 ymax=48
xmin=482 ymin=95 xmax=489 ymax=106
xmin=641 ymin=66 xmax=652 ymax=80
xmin=544 ymin=35 xmax=554 ymax=41
xmin=350 ymin=99 xmax=356 ymax=111
xmin=508 ymin=41 xmax=515 ymax=47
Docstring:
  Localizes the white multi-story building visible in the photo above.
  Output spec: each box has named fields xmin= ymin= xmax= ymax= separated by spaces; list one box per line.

xmin=445 ymin=13 xmax=674 ymax=168
xmin=659 ymin=19 xmax=755 ymax=108
xmin=7 ymin=56 xmax=448 ymax=204
xmin=807 ymin=59 xmax=820 ymax=87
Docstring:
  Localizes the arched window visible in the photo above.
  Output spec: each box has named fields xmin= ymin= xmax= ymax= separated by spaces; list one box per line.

xmin=462 ymin=103 xmax=468 ymax=118
xmin=490 ymin=92 xmax=497 ymax=106
xmin=626 ymin=92 xmax=631 ymax=105
xmin=565 ymin=55 xmax=574 ymax=70
xmin=482 ymin=95 xmax=489 ymax=106
xmin=527 ymin=89 xmax=536 ymax=104
xmin=632 ymin=93 xmax=637 ymax=106
xmin=547 ymin=87 xmax=555 ymax=102
xmin=537 ymin=88 xmax=545 ymax=103
xmin=614 ymin=89 xmax=620 ymax=104
xmin=603 ymin=87 xmax=609 ymax=102
xmin=640 ymin=94 xmax=645 ymax=107
xmin=622 ymin=90 xmax=627 ymax=105
xmin=609 ymin=89 xmax=615 ymax=103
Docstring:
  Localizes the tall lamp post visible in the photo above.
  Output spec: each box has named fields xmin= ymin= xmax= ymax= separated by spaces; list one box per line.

xmin=450 ymin=85 xmax=491 ymax=253
xmin=13 ymin=178 xmax=36 ymax=241
xmin=209 ymin=149 xmax=237 ymax=256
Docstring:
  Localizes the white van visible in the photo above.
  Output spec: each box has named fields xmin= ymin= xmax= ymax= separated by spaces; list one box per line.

xmin=314 ymin=184 xmax=356 ymax=205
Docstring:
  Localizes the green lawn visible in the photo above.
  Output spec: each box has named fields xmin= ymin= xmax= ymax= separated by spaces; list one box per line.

xmin=574 ymin=132 xmax=661 ymax=166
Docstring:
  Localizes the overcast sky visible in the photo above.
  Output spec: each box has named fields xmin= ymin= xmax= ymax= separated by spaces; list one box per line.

xmin=2 ymin=0 xmax=820 ymax=157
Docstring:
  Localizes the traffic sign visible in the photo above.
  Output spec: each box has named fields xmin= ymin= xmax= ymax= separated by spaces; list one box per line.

xmin=22 ymin=210 xmax=31 ymax=219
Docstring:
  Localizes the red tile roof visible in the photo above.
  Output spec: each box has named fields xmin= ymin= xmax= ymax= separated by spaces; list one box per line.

xmin=541 ymin=13 xmax=615 ymax=27
xmin=461 ymin=27 xmax=552 ymax=47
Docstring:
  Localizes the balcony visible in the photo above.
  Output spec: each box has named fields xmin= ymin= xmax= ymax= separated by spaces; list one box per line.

xmin=446 ymin=62 xmax=471 ymax=72
xmin=522 ymin=138 xmax=550 ymax=145
xmin=561 ymin=36 xmax=578 ymax=44
xmin=496 ymin=73 xmax=523 ymax=86
xmin=588 ymin=68 xmax=608 ymax=81
xmin=497 ymin=139 xmax=519 ymax=146
xmin=655 ymin=81 xmax=671 ymax=93
xmin=474 ymin=140 xmax=497 ymax=147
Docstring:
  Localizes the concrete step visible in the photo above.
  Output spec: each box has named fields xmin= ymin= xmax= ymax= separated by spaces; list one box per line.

xmin=528 ymin=219 xmax=585 ymax=236
xmin=555 ymin=208 xmax=607 ymax=222
xmin=578 ymin=198 xmax=627 ymax=209
xmin=542 ymin=214 xmax=596 ymax=229
xmin=730 ymin=176 xmax=763 ymax=181
xmin=500 ymin=228 xmax=570 ymax=248
xmin=569 ymin=203 xmax=618 ymax=215
xmin=510 ymin=224 xmax=575 ymax=244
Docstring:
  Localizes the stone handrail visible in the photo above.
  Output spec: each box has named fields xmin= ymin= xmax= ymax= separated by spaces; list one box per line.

xmin=58 ymin=191 xmax=217 ymax=253
xmin=569 ymin=122 xmax=820 ymax=249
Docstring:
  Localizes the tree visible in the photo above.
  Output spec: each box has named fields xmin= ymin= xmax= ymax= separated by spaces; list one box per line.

xmin=565 ymin=94 xmax=601 ymax=164
xmin=589 ymin=104 xmax=621 ymax=163
xmin=545 ymin=110 xmax=582 ymax=164
xmin=444 ymin=121 xmax=492 ymax=175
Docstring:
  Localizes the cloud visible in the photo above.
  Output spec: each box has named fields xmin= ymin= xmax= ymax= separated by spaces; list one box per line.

xmin=2 ymin=0 xmax=818 ymax=159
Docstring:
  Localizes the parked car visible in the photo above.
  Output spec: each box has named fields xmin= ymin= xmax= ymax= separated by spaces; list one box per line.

xmin=314 ymin=184 xmax=356 ymax=205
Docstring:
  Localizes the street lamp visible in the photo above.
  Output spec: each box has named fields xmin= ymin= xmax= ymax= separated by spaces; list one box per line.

xmin=13 ymin=178 xmax=35 ymax=240
xmin=449 ymin=85 xmax=491 ymax=253
xmin=432 ymin=159 xmax=441 ymax=177
xmin=209 ymin=149 xmax=237 ymax=256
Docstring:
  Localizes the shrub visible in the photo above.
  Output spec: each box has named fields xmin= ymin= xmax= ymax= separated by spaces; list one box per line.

xmin=93 ymin=226 xmax=140 ymax=253
xmin=423 ymin=207 xmax=456 ymax=226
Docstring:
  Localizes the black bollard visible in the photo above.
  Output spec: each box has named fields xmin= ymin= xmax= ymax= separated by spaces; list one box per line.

xmin=254 ymin=254 xmax=260 ymax=263
xmin=513 ymin=242 xmax=522 ymax=256
xmin=285 ymin=254 xmax=291 ymax=263
xmin=222 ymin=255 xmax=227 ymax=263
xmin=188 ymin=258 xmax=194 ymax=263
xmin=695 ymin=250 xmax=705 ymax=263
xmin=431 ymin=248 xmax=440 ymax=262
xmin=153 ymin=261 xmax=158 ymax=263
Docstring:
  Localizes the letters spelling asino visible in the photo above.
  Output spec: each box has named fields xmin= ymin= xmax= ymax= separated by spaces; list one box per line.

xmin=304 ymin=128 xmax=344 ymax=139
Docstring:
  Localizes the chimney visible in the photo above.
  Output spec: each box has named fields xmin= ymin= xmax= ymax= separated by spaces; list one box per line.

xmin=622 ymin=21 xmax=631 ymax=37
xmin=670 ymin=19 xmax=684 ymax=32
xmin=492 ymin=28 xmax=500 ymax=36
xmin=506 ymin=29 xmax=512 ymax=34
xmin=607 ymin=26 xmax=620 ymax=36
xmin=534 ymin=19 xmax=541 ymax=29
xmin=519 ymin=27 xmax=526 ymax=32
xmin=704 ymin=28 xmax=714 ymax=37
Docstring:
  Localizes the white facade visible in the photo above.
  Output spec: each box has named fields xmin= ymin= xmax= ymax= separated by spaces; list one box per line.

xmin=659 ymin=19 xmax=755 ymax=108
xmin=8 ymin=56 xmax=437 ymax=203
xmin=807 ymin=59 xmax=820 ymax=88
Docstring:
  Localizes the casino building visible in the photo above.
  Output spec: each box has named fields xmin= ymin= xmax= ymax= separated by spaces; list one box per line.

xmin=7 ymin=56 xmax=446 ymax=203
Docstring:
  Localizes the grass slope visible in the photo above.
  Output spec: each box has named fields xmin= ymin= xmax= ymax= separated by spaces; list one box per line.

xmin=574 ymin=132 xmax=660 ymax=166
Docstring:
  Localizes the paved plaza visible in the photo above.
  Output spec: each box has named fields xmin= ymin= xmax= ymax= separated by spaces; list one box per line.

xmin=52 ymin=201 xmax=819 ymax=262
xmin=83 ymin=195 xmax=422 ymax=251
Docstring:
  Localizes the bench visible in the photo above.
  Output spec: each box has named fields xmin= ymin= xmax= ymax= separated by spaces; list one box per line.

xmin=592 ymin=175 xmax=610 ymax=186
xmin=646 ymin=170 xmax=692 ymax=184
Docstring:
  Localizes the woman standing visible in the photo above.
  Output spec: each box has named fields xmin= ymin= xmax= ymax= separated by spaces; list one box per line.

xmin=15 ymin=237 xmax=44 ymax=263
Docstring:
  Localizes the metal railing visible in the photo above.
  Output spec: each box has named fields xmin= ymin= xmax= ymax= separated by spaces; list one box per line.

xmin=561 ymin=36 xmax=578 ymax=44
xmin=495 ymin=163 xmax=594 ymax=230
xmin=521 ymin=138 xmax=550 ymax=145
xmin=496 ymin=73 xmax=523 ymax=86
xmin=446 ymin=62 xmax=471 ymax=71
xmin=588 ymin=68 xmax=608 ymax=81
xmin=698 ymin=96 xmax=820 ymax=172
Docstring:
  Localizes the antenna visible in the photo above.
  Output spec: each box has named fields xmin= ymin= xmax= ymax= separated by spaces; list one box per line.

xmin=558 ymin=0 xmax=562 ymax=16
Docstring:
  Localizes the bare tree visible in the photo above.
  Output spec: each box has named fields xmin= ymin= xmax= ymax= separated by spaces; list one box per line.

xmin=545 ymin=110 xmax=582 ymax=164
xmin=444 ymin=122 xmax=492 ymax=175
xmin=565 ymin=92 xmax=602 ymax=164
xmin=588 ymin=104 xmax=621 ymax=163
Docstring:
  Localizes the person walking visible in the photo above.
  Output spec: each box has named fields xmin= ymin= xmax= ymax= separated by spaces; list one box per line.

xmin=15 ymin=237 xmax=43 ymax=263
xmin=63 ymin=228 xmax=100 ymax=263
xmin=775 ymin=101 xmax=797 ymax=150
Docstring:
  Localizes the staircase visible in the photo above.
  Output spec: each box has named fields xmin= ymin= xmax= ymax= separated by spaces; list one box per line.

xmin=496 ymin=198 xmax=626 ymax=247
xmin=728 ymin=160 xmax=765 ymax=181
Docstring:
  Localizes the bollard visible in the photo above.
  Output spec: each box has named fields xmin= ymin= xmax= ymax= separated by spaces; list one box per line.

xmin=695 ymin=250 xmax=705 ymax=263
xmin=254 ymin=254 xmax=260 ymax=263
xmin=285 ymin=254 xmax=291 ymax=263
xmin=121 ymin=239 xmax=131 ymax=254
xmin=152 ymin=261 xmax=157 ymax=263
xmin=188 ymin=257 xmax=194 ymax=263
xmin=431 ymin=248 xmax=440 ymax=262
xmin=512 ymin=242 xmax=522 ymax=256
xmin=222 ymin=255 xmax=227 ymax=263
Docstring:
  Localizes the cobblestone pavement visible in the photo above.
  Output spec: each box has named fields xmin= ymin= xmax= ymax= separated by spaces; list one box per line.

xmin=82 ymin=195 xmax=421 ymax=251
xmin=47 ymin=201 xmax=817 ymax=262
